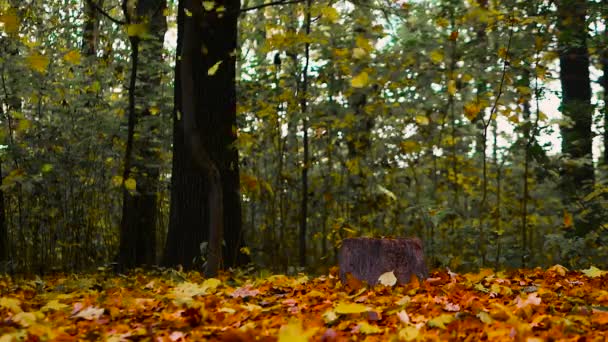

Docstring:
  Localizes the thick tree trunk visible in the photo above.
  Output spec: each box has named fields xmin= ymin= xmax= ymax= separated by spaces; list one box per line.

xmin=165 ymin=0 xmax=246 ymax=272
xmin=557 ymin=0 xmax=594 ymax=195
xmin=117 ymin=0 xmax=167 ymax=269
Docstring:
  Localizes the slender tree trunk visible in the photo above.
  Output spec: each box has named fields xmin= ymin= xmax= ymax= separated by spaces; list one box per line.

xmin=165 ymin=0 xmax=246 ymax=272
xmin=117 ymin=0 xmax=167 ymax=269
xmin=83 ymin=0 xmax=104 ymax=56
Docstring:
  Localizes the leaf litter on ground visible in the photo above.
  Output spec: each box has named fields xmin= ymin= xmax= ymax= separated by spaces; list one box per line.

xmin=0 ymin=265 xmax=607 ymax=341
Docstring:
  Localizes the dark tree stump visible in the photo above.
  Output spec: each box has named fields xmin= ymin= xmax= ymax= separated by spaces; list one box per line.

xmin=339 ymin=237 xmax=428 ymax=286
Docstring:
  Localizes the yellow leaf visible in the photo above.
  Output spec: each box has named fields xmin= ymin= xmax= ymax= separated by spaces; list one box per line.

xmin=335 ymin=302 xmax=370 ymax=314
xmin=582 ymin=266 xmax=606 ymax=278
xmin=41 ymin=164 xmax=53 ymax=173
xmin=126 ymin=23 xmax=147 ymax=37
xmin=398 ymin=326 xmax=419 ymax=341
xmin=429 ymin=49 xmax=444 ymax=64
xmin=378 ymin=271 xmax=397 ymax=286
xmin=400 ymin=140 xmax=421 ymax=154
xmin=321 ymin=6 xmax=339 ymax=23
xmin=0 ymin=297 xmax=22 ymax=313
xmin=278 ymin=320 xmax=310 ymax=342
xmin=63 ymin=50 xmax=81 ymax=65
xmin=41 ymin=300 xmax=68 ymax=312
xmin=358 ymin=321 xmax=381 ymax=334
xmin=184 ymin=8 xmax=193 ymax=17
xmin=124 ymin=178 xmax=137 ymax=191
xmin=351 ymin=71 xmax=369 ymax=88
xmin=240 ymin=246 xmax=251 ymax=255
xmin=415 ymin=115 xmax=429 ymax=126
xmin=447 ymin=80 xmax=457 ymax=95
xmin=352 ymin=47 xmax=367 ymax=59
xmin=111 ymin=175 xmax=123 ymax=187
xmin=202 ymin=1 xmax=215 ymax=11
xmin=547 ymin=264 xmax=568 ymax=276
xmin=149 ymin=106 xmax=160 ymax=115
xmin=27 ymin=52 xmax=49 ymax=73
xmin=463 ymin=102 xmax=481 ymax=121
xmin=0 ymin=10 xmax=20 ymax=33
xmin=208 ymin=60 xmax=222 ymax=75
xmin=356 ymin=36 xmax=372 ymax=52
xmin=428 ymin=314 xmax=455 ymax=329
xmin=16 ymin=119 xmax=32 ymax=132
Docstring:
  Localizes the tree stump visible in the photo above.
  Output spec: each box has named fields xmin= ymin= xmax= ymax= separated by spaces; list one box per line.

xmin=339 ymin=237 xmax=428 ymax=286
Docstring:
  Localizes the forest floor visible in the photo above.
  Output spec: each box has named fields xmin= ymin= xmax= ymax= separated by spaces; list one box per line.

xmin=0 ymin=266 xmax=607 ymax=341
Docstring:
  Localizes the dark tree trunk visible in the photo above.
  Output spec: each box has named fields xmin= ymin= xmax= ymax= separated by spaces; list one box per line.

xmin=602 ymin=28 xmax=608 ymax=166
xmin=557 ymin=0 xmax=594 ymax=195
xmin=82 ymin=0 xmax=104 ymax=56
xmin=164 ymin=0 xmax=246 ymax=272
xmin=0 ymin=128 xmax=7 ymax=271
xmin=117 ymin=0 xmax=167 ymax=269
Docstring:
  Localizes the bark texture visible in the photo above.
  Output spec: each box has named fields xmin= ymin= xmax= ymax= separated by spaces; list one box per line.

xmin=339 ymin=237 xmax=428 ymax=286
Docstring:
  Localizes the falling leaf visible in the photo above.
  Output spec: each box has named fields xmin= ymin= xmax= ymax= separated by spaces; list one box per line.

xmin=321 ymin=6 xmax=339 ymax=23
xmin=429 ymin=49 xmax=444 ymax=63
xmin=149 ymin=106 xmax=160 ymax=115
xmin=240 ymin=246 xmax=251 ymax=255
xmin=352 ymin=47 xmax=367 ymax=59
xmin=41 ymin=164 xmax=53 ymax=173
xmin=335 ymin=302 xmax=370 ymax=314
xmin=415 ymin=115 xmax=429 ymax=126
xmin=355 ymin=36 xmax=373 ymax=51
xmin=126 ymin=23 xmax=147 ymax=37
xmin=63 ymin=50 xmax=81 ymax=65
xmin=563 ymin=210 xmax=573 ymax=228
xmin=378 ymin=271 xmax=397 ymax=286
xmin=464 ymin=102 xmax=482 ymax=121
xmin=27 ymin=52 xmax=50 ymax=73
xmin=208 ymin=60 xmax=222 ymax=76
xmin=124 ymin=178 xmax=137 ymax=191
xmin=447 ymin=80 xmax=457 ymax=96
xmin=202 ymin=1 xmax=215 ymax=11
xmin=351 ymin=71 xmax=369 ymax=88
xmin=0 ymin=10 xmax=20 ymax=33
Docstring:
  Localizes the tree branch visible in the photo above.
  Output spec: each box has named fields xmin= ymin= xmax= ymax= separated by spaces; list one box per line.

xmin=87 ymin=0 xmax=126 ymax=25
xmin=239 ymin=0 xmax=306 ymax=14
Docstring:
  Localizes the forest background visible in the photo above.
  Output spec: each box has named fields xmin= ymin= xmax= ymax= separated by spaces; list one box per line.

xmin=0 ymin=0 xmax=607 ymax=275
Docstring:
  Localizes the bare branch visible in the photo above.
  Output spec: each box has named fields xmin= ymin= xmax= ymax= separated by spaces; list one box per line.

xmin=87 ymin=0 xmax=126 ymax=25
xmin=239 ymin=0 xmax=306 ymax=14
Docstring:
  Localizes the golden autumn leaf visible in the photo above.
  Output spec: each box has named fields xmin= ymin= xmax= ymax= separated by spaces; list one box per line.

xmin=124 ymin=178 xmax=137 ymax=191
xmin=351 ymin=71 xmax=369 ymax=88
xmin=463 ymin=102 xmax=482 ymax=121
xmin=126 ymin=23 xmax=147 ymax=37
xmin=208 ymin=60 xmax=223 ymax=76
xmin=335 ymin=302 xmax=370 ymax=314
xmin=0 ymin=10 xmax=20 ymax=33
xmin=321 ymin=6 xmax=339 ymax=23
xmin=27 ymin=52 xmax=50 ymax=73
xmin=429 ymin=49 xmax=444 ymax=64
xmin=415 ymin=115 xmax=429 ymax=126
xmin=63 ymin=50 xmax=81 ymax=65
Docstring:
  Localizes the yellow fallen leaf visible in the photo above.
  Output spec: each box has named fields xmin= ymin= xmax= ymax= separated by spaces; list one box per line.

xmin=427 ymin=314 xmax=454 ymax=329
xmin=397 ymin=326 xmax=419 ymax=341
xmin=358 ymin=321 xmax=381 ymax=334
xmin=335 ymin=302 xmax=370 ymax=314
xmin=582 ymin=266 xmax=606 ymax=278
xmin=378 ymin=271 xmax=397 ymax=286
xmin=278 ymin=320 xmax=309 ymax=342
